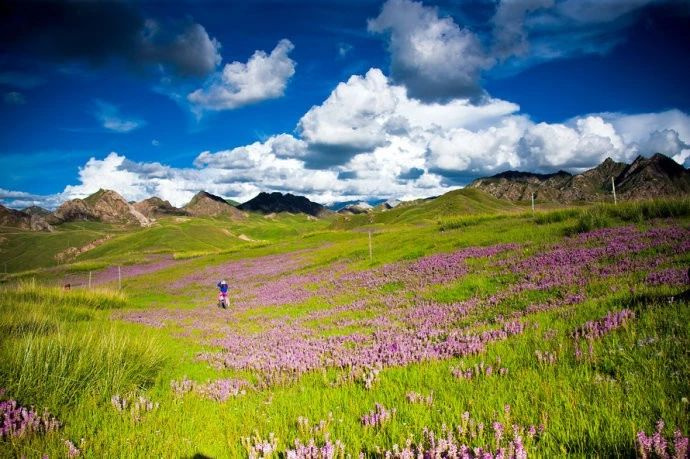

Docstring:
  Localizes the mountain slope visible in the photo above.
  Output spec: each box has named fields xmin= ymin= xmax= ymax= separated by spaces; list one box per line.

xmin=0 ymin=205 xmax=53 ymax=231
xmin=183 ymin=191 xmax=245 ymax=219
xmin=21 ymin=205 xmax=51 ymax=216
xmin=468 ymin=154 xmax=689 ymax=202
xmin=134 ymin=197 xmax=188 ymax=218
xmin=48 ymin=189 xmax=151 ymax=226
xmin=331 ymin=188 xmax=517 ymax=229
xmin=238 ymin=192 xmax=332 ymax=217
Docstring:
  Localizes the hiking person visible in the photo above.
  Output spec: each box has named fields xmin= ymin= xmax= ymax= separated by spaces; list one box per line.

xmin=217 ymin=279 xmax=229 ymax=309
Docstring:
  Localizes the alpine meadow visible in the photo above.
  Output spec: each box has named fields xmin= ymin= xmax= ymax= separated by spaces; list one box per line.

xmin=1 ymin=0 xmax=690 ymax=458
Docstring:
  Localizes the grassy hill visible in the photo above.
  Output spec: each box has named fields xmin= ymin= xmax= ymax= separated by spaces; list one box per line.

xmin=0 ymin=213 xmax=331 ymax=274
xmin=331 ymin=188 xmax=518 ymax=229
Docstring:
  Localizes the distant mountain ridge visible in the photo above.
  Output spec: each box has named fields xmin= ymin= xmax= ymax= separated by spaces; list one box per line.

xmin=0 ymin=205 xmax=53 ymax=231
xmin=468 ymin=154 xmax=690 ymax=202
xmin=238 ymin=192 xmax=332 ymax=217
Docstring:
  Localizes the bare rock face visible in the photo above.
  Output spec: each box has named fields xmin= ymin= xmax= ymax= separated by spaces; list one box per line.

xmin=237 ymin=191 xmax=332 ymax=217
xmin=49 ymin=189 xmax=151 ymax=226
xmin=133 ymin=197 xmax=188 ymax=218
xmin=337 ymin=202 xmax=373 ymax=215
xmin=0 ymin=205 xmax=53 ymax=231
xmin=21 ymin=205 xmax=51 ymax=216
xmin=468 ymin=154 xmax=689 ymax=202
xmin=616 ymin=154 xmax=690 ymax=199
xmin=183 ymin=191 xmax=246 ymax=219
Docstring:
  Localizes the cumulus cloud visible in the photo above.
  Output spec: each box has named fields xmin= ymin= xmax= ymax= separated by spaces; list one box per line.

xmin=188 ymin=39 xmax=296 ymax=111
xmin=94 ymin=101 xmax=145 ymax=133
xmin=367 ymin=0 xmax=677 ymax=98
xmin=5 ymin=69 xmax=689 ymax=211
xmin=297 ymin=68 xmax=519 ymax=167
xmin=368 ymin=0 xmax=492 ymax=101
xmin=1 ymin=2 xmax=221 ymax=78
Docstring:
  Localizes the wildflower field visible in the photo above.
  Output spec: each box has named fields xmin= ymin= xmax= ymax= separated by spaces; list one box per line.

xmin=1 ymin=200 xmax=689 ymax=458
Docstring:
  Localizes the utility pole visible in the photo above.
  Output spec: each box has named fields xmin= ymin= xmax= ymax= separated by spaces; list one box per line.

xmin=368 ymin=230 xmax=373 ymax=262
xmin=531 ymin=192 xmax=535 ymax=216
xmin=611 ymin=177 xmax=617 ymax=205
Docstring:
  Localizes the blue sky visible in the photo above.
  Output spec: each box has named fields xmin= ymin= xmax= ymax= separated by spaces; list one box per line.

xmin=1 ymin=0 xmax=689 ymax=209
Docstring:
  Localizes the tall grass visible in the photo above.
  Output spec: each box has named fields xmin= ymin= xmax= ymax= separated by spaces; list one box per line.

xmin=557 ymin=198 xmax=690 ymax=235
xmin=437 ymin=214 xmax=509 ymax=231
xmin=2 ymin=279 xmax=128 ymax=310
xmin=0 ymin=281 xmax=165 ymax=410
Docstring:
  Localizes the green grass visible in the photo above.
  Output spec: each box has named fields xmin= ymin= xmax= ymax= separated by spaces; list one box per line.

xmin=331 ymin=188 xmax=518 ymax=229
xmin=0 ymin=196 xmax=688 ymax=457
xmin=0 ymin=283 xmax=165 ymax=411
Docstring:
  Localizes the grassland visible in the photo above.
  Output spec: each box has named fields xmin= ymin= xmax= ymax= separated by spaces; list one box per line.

xmin=1 ymin=197 xmax=689 ymax=458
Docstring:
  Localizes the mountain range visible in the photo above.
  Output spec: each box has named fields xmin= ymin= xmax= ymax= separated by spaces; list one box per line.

xmin=468 ymin=153 xmax=690 ymax=202
xmin=1 ymin=153 xmax=688 ymax=232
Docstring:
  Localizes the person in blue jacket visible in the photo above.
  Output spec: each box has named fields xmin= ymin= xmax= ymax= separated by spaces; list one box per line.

xmin=217 ymin=279 xmax=229 ymax=308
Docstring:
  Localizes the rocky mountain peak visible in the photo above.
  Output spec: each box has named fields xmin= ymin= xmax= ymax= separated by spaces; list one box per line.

xmin=133 ymin=197 xmax=187 ymax=218
xmin=184 ymin=191 xmax=245 ymax=219
xmin=468 ymin=153 xmax=689 ymax=203
xmin=238 ymin=191 xmax=331 ymax=217
xmin=49 ymin=189 xmax=151 ymax=226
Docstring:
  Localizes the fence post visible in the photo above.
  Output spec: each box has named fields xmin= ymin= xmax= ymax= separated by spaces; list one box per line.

xmin=611 ymin=177 xmax=617 ymax=205
xmin=88 ymin=271 xmax=92 ymax=289
xmin=531 ymin=193 xmax=535 ymax=216
xmin=118 ymin=266 xmax=122 ymax=290
xmin=368 ymin=230 xmax=373 ymax=262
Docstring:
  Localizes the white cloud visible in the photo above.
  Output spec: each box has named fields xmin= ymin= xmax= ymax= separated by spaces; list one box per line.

xmin=297 ymin=68 xmax=520 ymax=166
xmin=188 ymin=39 xmax=296 ymax=111
xmin=6 ymin=70 xmax=689 ymax=211
xmin=94 ymin=101 xmax=145 ymax=133
xmin=368 ymin=0 xmax=491 ymax=101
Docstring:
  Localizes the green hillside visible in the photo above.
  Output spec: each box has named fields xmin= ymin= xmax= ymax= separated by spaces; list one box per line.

xmin=331 ymin=188 xmax=518 ymax=229
xmin=0 ymin=213 xmax=331 ymax=274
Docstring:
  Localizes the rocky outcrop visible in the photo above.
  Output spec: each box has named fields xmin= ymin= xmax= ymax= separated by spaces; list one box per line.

xmin=21 ymin=205 xmax=51 ymax=216
xmin=54 ymin=235 xmax=112 ymax=263
xmin=133 ymin=197 xmax=188 ymax=218
xmin=48 ymin=189 xmax=151 ymax=226
xmin=0 ymin=205 xmax=53 ymax=231
xmin=615 ymin=153 xmax=690 ymax=199
xmin=468 ymin=154 xmax=689 ymax=202
xmin=238 ymin=192 xmax=332 ymax=217
xmin=337 ymin=202 xmax=373 ymax=215
xmin=183 ymin=191 xmax=246 ymax=219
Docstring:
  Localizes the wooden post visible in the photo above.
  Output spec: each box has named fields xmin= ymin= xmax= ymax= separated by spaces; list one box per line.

xmin=368 ymin=230 xmax=373 ymax=262
xmin=611 ymin=177 xmax=617 ymax=205
xmin=88 ymin=271 xmax=92 ymax=289
xmin=118 ymin=266 xmax=122 ymax=290
xmin=531 ymin=193 xmax=535 ymax=216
